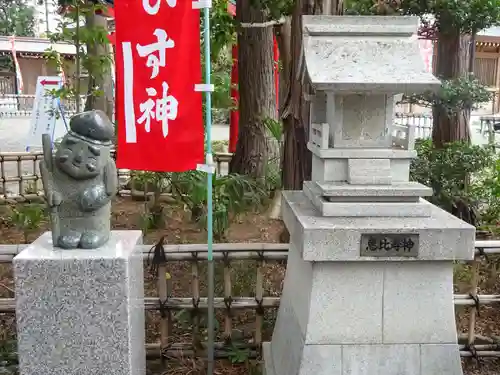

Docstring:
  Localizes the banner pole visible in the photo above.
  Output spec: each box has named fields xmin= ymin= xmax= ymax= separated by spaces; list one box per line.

xmin=202 ymin=5 xmax=215 ymax=375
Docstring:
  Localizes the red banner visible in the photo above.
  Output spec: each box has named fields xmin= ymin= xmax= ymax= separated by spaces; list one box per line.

xmin=115 ymin=0 xmax=204 ymax=172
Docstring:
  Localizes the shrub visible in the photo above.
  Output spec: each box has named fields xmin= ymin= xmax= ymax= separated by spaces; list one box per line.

xmin=170 ymin=171 xmax=267 ymax=240
xmin=8 ymin=204 xmax=47 ymax=243
xmin=410 ymin=139 xmax=498 ymax=226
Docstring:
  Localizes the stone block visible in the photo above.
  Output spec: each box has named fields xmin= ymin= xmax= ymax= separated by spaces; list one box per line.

xmin=319 ymin=200 xmax=432 ymax=217
xmin=342 ymin=344 xmax=420 ymax=375
xmin=309 ymin=146 xmax=417 ymax=160
xmin=383 ymin=262 xmax=457 ymax=344
xmin=391 ymin=158 xmax=411 ymax=182
xmin=282 ymin=191 xmax=475 ymax=262
xmin=262 ymin=342 xmax=275 ymax=375
xmin=14 ymin=231 xmax=145 ymax=375
xmin=420 ymin=344 xmax=463 ymax=375
xmin=313 ymin=181 xmax=432 ymax=198
xmin=311 ymin=153 xmax=346 ymax=182
xmin=306 ymin=262 xmax=384 ymax=344
xmin=298 ymin=345 xmax=342 ymax=375
xmin=303 ymin=181 xmax=433 ymax=217
xmin=269 ymin=295 xmax=304 ymax=375
xmin=303 ymin=182 xmax=432 ymax=217
xmin=331 ymin=94 xmax=394 ymax=149
xmin=309 ymin=147 xmax=414 ymax=183
xmin=348 ymin=158 xmax=392 ymax=185
xmin=263 ymin=342 xmax=343 ymax=375
xmin=282 ymin=243 xmax=313 ymax=335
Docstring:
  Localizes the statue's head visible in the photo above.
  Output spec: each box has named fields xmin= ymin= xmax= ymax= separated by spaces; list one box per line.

xmin=55 ymin=110 xmax=114 ymax=180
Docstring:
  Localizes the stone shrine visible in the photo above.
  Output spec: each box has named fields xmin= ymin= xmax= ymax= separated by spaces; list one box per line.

xmin=263 ymin=16 xmax=475 ymax=375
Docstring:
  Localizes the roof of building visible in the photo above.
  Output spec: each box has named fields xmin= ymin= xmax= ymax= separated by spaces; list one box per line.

xmin=479 ymin=26 xmax=500 ymax=37
xmin=0 ymin=36 xmax=77 ymax=57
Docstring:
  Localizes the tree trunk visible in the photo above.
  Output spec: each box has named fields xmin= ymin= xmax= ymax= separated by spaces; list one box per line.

xmin=229 ymin=0 xmax=276 ymax=178
xmin=275 ymin=18 xmax=291 ymax=111
xmin=281 ymin=0 xmax=326 ymax=190
xmin=84 ymin=12 xmax=114 ymax=118
xmin=432 ymin=32 xmax=471 ymax=148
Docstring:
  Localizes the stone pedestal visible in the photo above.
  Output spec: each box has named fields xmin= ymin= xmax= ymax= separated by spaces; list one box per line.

xmin=263 ymin=15 xmax=475 ymax=375
xmin=14 ymin=230 xmax=145 ymax=375
xmin=263 ymin=192 xmax=474 ymax=375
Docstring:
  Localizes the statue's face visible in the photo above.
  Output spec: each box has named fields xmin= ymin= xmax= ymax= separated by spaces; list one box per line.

xmin=55 ymin=135 xmax=104 ymax=180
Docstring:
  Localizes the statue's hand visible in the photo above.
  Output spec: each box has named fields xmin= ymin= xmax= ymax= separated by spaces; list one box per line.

xmin=47 ymin=191 xmax=63 ymax=207
xmin=79 ymin=184 xmax=110 ymax=212
xmin=104 ymin=159 xmax=118 ymax=196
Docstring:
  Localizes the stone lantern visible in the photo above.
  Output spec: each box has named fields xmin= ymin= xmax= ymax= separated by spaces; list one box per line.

xmin=263 ymin=16 xmax=475 ymax=375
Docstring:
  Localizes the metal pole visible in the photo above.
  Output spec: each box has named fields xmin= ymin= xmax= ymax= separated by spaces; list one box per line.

xmin=202 ymin=5 xmax=215 ymax=375
xmin=469 ymin=33 xmax=476 ymax=73
xmin=44 ymin=0 xmax=50 ymax=34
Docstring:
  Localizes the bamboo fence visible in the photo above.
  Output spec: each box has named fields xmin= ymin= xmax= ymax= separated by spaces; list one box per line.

xmin=0 ymin=150 xmax=232 ymax=204
xmin=0 ymin=151 xmax=500 ymax=362
xmin=0 ymin=241 xmax=499 ymax=360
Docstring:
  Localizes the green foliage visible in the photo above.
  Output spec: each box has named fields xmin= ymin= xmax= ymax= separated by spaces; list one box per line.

xmin=201 ymin=0 xmax=235 ymax=111
xmin=170 ymin=171 xmax=267 ymax=240
xmin=263 ymin=117 xmax=283 ymax=142
xmin=8 ymin=204 xmax=47 ymax=243
xmin=0 ymin=340 xmax=17 ymax=375
xmin=403 ymin=74 xmax=492 ymax=114
xmin=201 ymin=51 xmax=233 ymax=124
xmin=130 ymin=171 xmax=170 ymax=230
xmin=410 ymin=139 xmax=499 ymax=226
xmin=211 ymin=48 xmax=235 ymax=111
xmin=253 ymin=0 xmax=294 ymax=19
xmin=44 ymin=1 xmax=112 ymax=105
xmin=345 ymin=0 xmax=500 ymax=34
xmin=470 ymin=157 xmax=500 ymax=226
xmin=204 ymin=0 xmax=293 ymax=62
xmin=0 ymin=0 xmax=36 ymax=71
xmin=130 ymin=167 xmax=268 ymax=239
xmin=212 ymin=140 xmax=229 ymax=153
xmin=401 ymin=0 xmax=500 ymax=34
xmin=209 ymin=0 xmax=236 ymax=60
xmin=344 ymin=0 xmax=396 ymax=15
xmin=227 ymin=344 xmax=251 ymax=364
xmin=0 ymin=0 xmax=36 ymax=37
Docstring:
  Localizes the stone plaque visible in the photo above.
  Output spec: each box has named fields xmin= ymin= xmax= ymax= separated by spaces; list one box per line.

xmin=360 ymin=233 xmax=419 ymax=257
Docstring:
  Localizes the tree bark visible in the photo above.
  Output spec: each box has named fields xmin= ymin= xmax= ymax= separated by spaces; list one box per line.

xmin=229 ymin=0 xmax=276 ymax=178
xmin=84 ymin=12 xmax=114 ymax=119
xmin=275 ymin=18 xmax=291 ymax=111
xmin=281 ymin=0 xmax=326 ymax=190
xmin=432 ymin=32 xmax=471 ymax=148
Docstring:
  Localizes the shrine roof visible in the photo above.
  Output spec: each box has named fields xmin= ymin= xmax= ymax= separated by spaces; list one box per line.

xmin=302 ymin=16 xmax=440 ymax=94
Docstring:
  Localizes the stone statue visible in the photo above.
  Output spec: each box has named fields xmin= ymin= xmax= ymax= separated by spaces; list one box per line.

xmin=40 ymin=110 xmax=118 ymax=249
